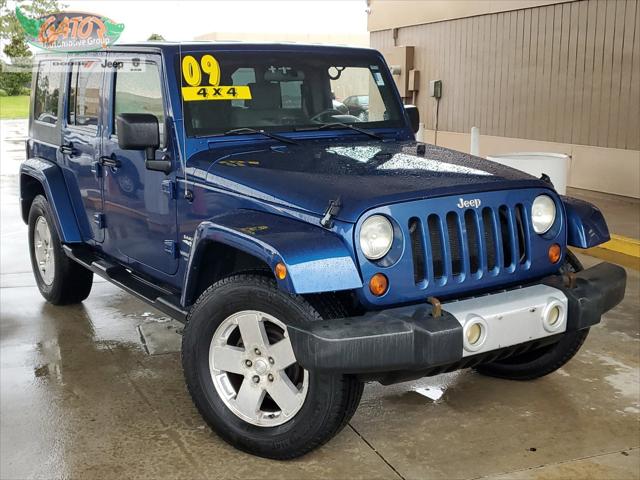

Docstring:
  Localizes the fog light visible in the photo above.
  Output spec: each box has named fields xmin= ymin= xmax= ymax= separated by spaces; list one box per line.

xmin=548 ymin=243 xmax=561 ymax=263
xmin=466 ymin=323 xmax=482 ymax=345
xmin=542 ymin=299 xmax=565 ymax=332
xmin=463 ymin=317 xmax=487 ymax=352
xmin=369 ymin=273 xmax=388 ymax=296
xmin=548 ymin=306 xmax=561 ymax=326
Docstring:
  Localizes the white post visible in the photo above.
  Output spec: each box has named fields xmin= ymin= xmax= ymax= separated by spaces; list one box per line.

xmin=470 ymin=126 xmax=480 ymax=156
xmin=416 ymin=122 xmax=425 ymax=142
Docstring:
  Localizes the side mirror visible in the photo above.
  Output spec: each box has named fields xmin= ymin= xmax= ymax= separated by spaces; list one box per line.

xmin=116 ymin=113 xmax=171 ymax=173
xmin=404 ymin=105 xmax=420 ymax=134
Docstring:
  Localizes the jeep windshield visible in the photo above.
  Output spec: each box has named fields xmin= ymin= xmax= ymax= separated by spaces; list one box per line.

xmin=178 ymin=51 xmax=404 ymax=137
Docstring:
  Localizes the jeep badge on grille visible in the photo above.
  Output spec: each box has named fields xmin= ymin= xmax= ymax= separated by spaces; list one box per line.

xmin=457 ymin=198 xmax=482 ymax=208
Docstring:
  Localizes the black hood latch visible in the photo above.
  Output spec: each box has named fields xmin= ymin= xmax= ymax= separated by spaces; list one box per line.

xmin=320 ymin=197 xmax=342 ymax=229
xmin=540 ymin=173 xmax=554 ymax=186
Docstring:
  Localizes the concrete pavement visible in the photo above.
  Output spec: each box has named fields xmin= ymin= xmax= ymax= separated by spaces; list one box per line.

xmin=1 ymin=119 xmax=639 ymax=479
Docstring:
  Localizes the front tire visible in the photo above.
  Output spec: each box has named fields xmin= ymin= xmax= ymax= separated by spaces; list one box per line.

xmin=182 ymin=274 xmax=363 ymax=459
xmin=28 ymin=195 xmax=93 ymax=305
xmin=475 ymin=251 xmax=588 ymax=381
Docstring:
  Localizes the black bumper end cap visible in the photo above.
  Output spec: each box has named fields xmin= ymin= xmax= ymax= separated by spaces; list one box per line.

xmin=288 ymin=305 xmax=463 ymax=374
xmin=543 ymin=261 xmax=626 ymax=330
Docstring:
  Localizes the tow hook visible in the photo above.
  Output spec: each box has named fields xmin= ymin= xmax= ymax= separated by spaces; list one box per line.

xmin=563 ymin=272 xmax=577 ymax=289
xmin=428 ymin=296 xmax=442 ymax=318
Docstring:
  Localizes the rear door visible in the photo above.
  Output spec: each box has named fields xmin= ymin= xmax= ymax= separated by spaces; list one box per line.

xmin=101 ymin=53 xmax=179 ymax=275
xmin=61 ymin=57 xmax=105 ymax=242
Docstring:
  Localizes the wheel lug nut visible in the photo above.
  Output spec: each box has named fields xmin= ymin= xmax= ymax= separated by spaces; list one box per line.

xmin=245 ymin=360 xmax=252 ymax=367
xmin=268 ymin=374 xmax=274 ymax=382
xmin=254 ymin=348 xmax=261 ymax=355
xmin=252 ymin=375 xmax=260 ymax=384
xmin=268 ymin=357 xmax=274 ymax=364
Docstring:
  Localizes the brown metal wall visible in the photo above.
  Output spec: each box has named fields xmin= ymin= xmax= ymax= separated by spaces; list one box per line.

xmin=371 ymin=0 xmax=640 ymax=150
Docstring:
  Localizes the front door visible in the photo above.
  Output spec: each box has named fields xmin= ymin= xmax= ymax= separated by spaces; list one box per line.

xmin=62 ymin=57 xmax=104 ymax=242
xmin=101 ymin=53 xmax=179 ymax=275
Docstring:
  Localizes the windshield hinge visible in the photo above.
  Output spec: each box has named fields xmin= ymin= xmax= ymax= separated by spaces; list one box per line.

xmin=320 ymin=197 xmax=342 ymax=229
xmin=93 ymin=213 xmax=105 ymax=229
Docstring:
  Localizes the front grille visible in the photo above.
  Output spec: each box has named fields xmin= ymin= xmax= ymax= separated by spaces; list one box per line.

xmin=410 ymin=204 xmax=531 ymax=285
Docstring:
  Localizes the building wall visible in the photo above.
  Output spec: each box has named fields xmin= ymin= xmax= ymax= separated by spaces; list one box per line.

xmin=371 ymin=0 xmax=639 ymax=150
xmin=367 ymin=0 xmax=571 ymax=32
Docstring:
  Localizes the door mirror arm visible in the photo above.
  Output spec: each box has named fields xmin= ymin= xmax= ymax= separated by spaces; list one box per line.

xmin=145 ymin=147 xmax=156 ymax=162
xmin=145 ymin=152 xmax=172 ymax=174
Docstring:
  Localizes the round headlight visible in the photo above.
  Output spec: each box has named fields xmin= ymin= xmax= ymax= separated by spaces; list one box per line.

xmin=531 ymin=195 xmax=556 ymax=234
xmin=360 ymin=215 xmax=394 ymax=260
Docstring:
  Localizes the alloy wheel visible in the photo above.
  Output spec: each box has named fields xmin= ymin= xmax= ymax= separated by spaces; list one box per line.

xmin=208 ymin=310 xmax=309 ymax=427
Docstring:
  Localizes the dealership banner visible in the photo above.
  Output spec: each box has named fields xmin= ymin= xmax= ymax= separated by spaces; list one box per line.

xmin=16 ymin=6 xmax=124 ymax=52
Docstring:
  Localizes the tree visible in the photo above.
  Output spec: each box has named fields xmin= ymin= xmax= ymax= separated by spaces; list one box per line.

xmin=1 ymin=0 xmax=62 ymax=40
xmin=0 ymin=0 xmax=63 ymax=95
xmin=0 ymin=34 xmax=31 ymax=94
xmin=147 ymin=33 xmax=165 ymax=41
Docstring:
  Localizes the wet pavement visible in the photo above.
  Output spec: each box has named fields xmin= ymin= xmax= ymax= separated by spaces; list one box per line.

xmin=1 ymin=119 xmax=639 ymax=479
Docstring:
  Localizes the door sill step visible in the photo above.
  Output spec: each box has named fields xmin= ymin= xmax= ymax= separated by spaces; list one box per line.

xmin=63 ymin=245 xmax=188 ymax=323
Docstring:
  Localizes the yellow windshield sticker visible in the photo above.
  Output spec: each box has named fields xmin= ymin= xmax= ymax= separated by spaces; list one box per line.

xmin=182 ymin=86 xmax=252 ymax=101
xmin=181 ymin=54 xmax=251 ymax=101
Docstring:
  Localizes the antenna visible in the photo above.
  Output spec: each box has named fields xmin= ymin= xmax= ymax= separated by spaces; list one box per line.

xmin=178 ymin=43 xmax=193 ymax=201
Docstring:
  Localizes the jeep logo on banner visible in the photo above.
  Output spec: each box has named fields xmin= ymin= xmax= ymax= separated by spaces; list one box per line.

xmin=16 ymin=6 xmax=124 ymax=52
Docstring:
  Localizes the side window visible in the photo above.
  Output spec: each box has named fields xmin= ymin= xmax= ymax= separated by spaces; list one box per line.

xmin=34 ymin=61 xmax=61 ymax=124
xmin=68 ymin=61 xmax=102 ymax=127
xmin=330 ymin=68 xmax=382 ymax=122
xmin=114 ymin=61 xmax=165 ymax=145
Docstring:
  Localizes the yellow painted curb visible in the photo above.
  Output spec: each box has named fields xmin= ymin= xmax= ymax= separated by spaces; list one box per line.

xmin=571 ymin=245 xmax=640 ymax=271
xmin=599 ymin=234 xmax=640 ymax=258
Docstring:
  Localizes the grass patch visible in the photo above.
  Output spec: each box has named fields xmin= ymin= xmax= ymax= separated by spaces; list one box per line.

xmin=0 ymin=96 xmax=29 ymax=119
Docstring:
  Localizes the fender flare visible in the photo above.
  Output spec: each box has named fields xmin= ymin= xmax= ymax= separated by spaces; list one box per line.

xmin=20 ymin=158 xmax=83 ymax=243
xmin=562 ymin=195 xmax=610 ymax=249
xmin=181 ymin=210 xmax=363 ymax=307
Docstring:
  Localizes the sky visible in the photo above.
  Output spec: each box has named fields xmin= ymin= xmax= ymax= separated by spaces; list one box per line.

xmin=58 ymin=0 xmax=369 ymax=42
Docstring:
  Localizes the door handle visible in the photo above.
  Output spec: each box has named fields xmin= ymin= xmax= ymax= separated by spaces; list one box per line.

xmin=59 ymin=143 xmax=75 ymax=155
xmin=99 ymin=156 xmax=121 ymax=168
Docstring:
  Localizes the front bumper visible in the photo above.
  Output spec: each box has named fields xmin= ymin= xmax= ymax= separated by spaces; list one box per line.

xmin=288 ymin=262 xmax=626 ymax=376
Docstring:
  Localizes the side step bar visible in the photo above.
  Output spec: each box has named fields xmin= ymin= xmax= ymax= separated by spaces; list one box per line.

xmin=63 ymin=245 xmax=188 ymax=323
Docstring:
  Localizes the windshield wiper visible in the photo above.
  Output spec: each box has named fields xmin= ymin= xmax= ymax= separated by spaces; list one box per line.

xmin=221 ymin=127 xmax=298 ymax=145
xmin=295 ymin=122 xmax=383 ymax=141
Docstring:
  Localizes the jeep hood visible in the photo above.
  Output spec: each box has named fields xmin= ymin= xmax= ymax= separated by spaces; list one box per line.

xmin=191 ymin=140 xmax=549 ymax=223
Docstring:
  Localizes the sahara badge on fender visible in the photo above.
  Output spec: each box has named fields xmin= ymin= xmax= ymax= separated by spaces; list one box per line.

xmin=180 ymin=54 xmax=252 ymax=101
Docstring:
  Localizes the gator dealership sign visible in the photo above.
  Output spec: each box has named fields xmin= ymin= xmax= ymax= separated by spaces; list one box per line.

xmin=16 ymin=7 xmax=124 ymax=51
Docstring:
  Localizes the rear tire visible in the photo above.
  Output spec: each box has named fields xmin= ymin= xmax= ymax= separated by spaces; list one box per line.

xmin=475 ymin=251 xmax=588 ymax=381
xmin=28 ymin=195 xmax=93 ymax=305
xmin=182 ymin=274 xmax=363 ymax=459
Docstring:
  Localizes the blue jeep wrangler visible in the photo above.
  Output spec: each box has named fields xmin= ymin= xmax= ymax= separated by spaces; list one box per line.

xmin=21 ymin=42 xmax=626 ymax=459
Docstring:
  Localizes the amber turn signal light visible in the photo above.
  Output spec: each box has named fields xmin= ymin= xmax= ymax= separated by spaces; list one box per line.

xmin=369 ymin=273 xmax=389 ymax=296
xmin=548 ymin=243 xmax=561 ymax=263
xmin=274 ymin=262 xmax=287 ymax=280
